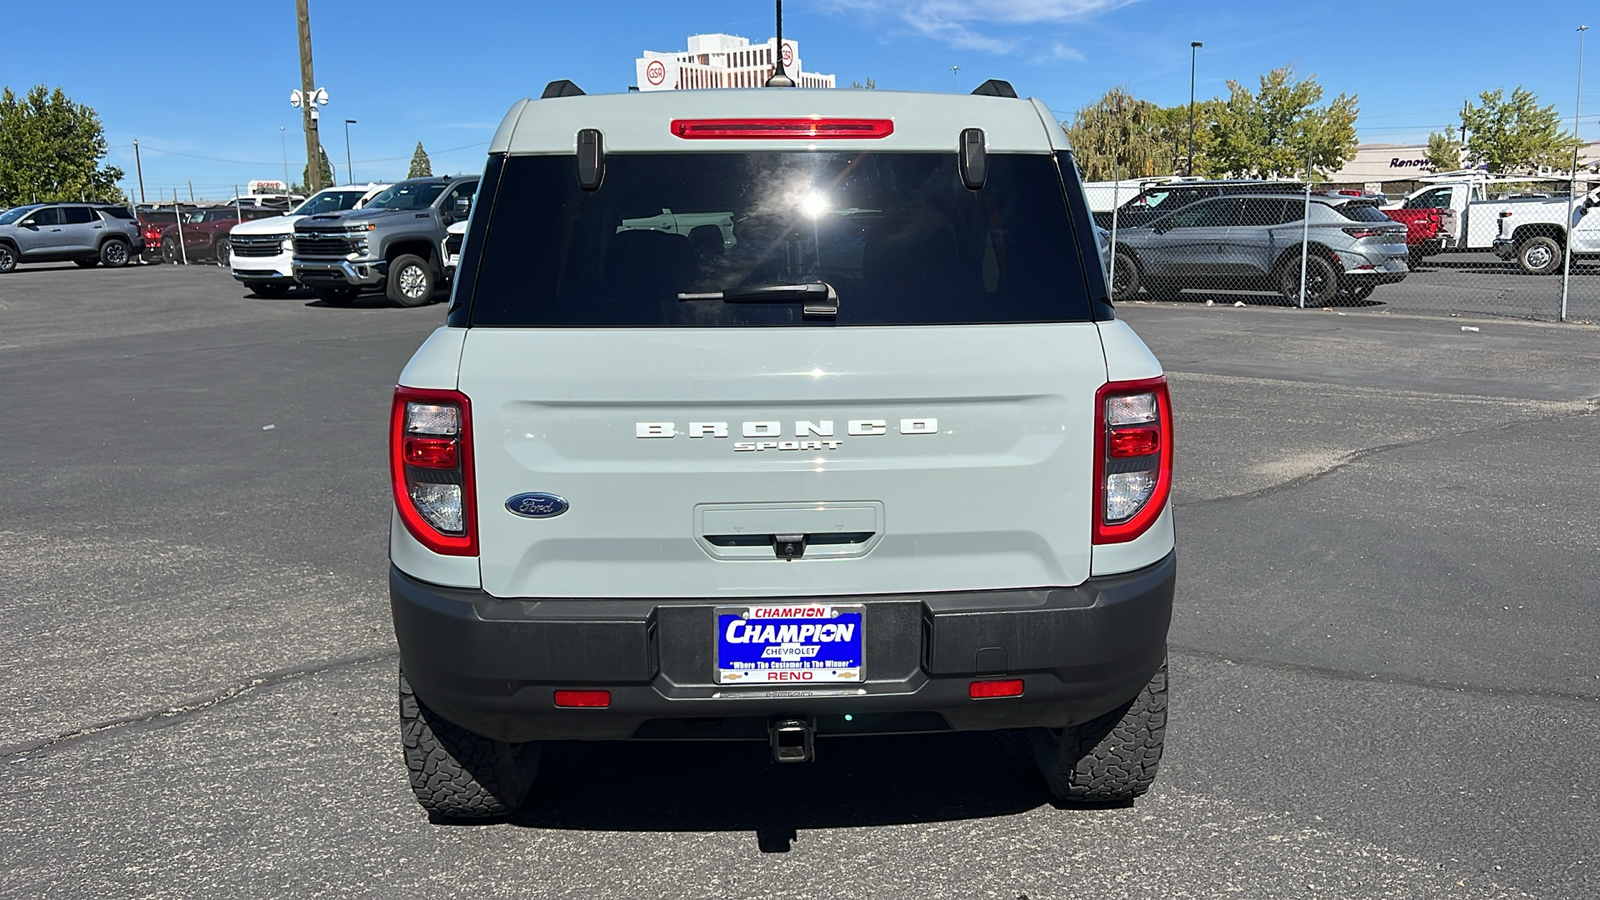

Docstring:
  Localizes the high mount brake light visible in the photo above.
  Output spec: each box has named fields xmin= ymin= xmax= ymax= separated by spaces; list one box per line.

xmin=391 ymin=386 xmax=477 ymax=556
xmin=670 ymin=118 xmax=895 ymax=140
xmin=1093 ymin=377 xmax=1173 ymax=545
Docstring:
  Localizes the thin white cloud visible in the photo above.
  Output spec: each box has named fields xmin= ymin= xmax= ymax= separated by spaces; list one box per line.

xmin=828 ymin=0 xmax=1135 ymax=54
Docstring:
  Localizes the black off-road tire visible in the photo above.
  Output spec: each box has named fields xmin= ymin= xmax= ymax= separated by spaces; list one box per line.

xmin=1109 ymin=249 xmax=1140 ymax=301
xmin=400 ymin=670 xmax=539 ymax=819
xmin=312 ymin=286 xmax=359 ymax=307
xmin=1032 ymin=658 xmax=1167 ymax=805
xmin=1279 ymin=254 xmax=1338 ymax=306
xmin=75 ymin=258 xmax=99 ymax=268
xmin=1515 ymin=235 xmax=1563 ymax=276
xmin=100 ymin=239 xmax=131 ymax=268
xmin=250 ymin=283 xmax=291 ymax=299
xmin=386 ymin=253 xmax=436 ymax=307
xmin=0 ymin=244 xmax=17 ymax=273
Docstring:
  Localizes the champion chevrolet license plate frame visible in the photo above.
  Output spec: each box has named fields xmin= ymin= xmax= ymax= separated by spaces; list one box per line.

xmin=715 ymin=603 xmax=866 ymax=685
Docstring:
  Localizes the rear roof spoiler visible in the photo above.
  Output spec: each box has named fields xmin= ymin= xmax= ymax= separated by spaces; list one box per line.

xmin=971 ymin=80 xmax=1018 ymax=98
xmin=541 ymin=80 xmax=586 ymax=99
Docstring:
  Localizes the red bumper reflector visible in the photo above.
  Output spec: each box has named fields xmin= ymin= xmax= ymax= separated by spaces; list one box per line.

xmin=402 ymin=436 xmax=458 ymax=468
xmin=670 ymin=118 xmax=894 ymax=140
xmin=969 ymin=679 xmax=1024 ymax=699
xmin=1108 ymin=426 xmax=1160 ymax=458
xmin=554 ymin=690 xmax=612 ymax=708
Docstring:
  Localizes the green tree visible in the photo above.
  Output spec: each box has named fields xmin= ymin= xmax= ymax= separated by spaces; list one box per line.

xmin=301 ymin=144 xmax=334 ymax=190
xmin=1206 ymin=66 xmax=1358 ymax=179
xmin=850 ymin=78 xmax=877 ymax=89
xmin=0 ymin=85 xmax=125 ymax=206
xmin=1424 ymin=129 xmax=1465 ymax=172
xmin=1457 ymin=87 xmax=1581 ymax=174
xmin=1064 ymin=88 xmax=1177 ymax=181
xmin=408 ymin=141 xmax=433 ymax=178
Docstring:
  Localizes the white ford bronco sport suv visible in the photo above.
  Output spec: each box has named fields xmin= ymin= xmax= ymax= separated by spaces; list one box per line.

xmin=390 ymin=79 xmax=1176 ymax=818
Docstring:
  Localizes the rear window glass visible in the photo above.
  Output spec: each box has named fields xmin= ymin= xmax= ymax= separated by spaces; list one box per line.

xmin=1334 ymin=202 xmax=1393 ymax=223
xmin=96 ymin=206 xmax=135 ymax=220
xmin=467 ymin=152 xmax=1093 ymax=327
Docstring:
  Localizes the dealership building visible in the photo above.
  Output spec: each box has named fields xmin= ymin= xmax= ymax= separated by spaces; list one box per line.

xmin=1325 ymin=141 xmax=1600 ymax=193
xmin=635 ymin=33 xmax=835 ymax=91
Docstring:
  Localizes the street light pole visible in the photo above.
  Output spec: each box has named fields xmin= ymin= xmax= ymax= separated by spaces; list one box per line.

xmin=1187 ymin=41 xmax=1203 ymax=176
xmin=1561 ymin=24 xmax=1588 ymax=323
xmin=132 ymin=139 xmax=145 ymax=204
xmin=344 ymin=119 xmax=357 ymax=185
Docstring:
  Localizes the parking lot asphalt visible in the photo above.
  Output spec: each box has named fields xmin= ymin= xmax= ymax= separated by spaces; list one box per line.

xmin=1 ymin=261 xmax=1597 ymax=899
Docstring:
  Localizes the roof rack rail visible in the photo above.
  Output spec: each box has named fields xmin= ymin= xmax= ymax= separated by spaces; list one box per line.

xmin=971 ymin=80 xmax=1018 ymax=98
xmin=541 ymin=80 xmax=585 ymax=99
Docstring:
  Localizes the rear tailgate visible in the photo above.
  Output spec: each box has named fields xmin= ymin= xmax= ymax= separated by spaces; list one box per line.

xmin=460 ymin=324 xmax=1106 ymax=599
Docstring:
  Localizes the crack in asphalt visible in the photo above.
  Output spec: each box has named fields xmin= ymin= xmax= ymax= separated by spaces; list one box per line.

xmin=1171 ymin=644 xmax=1600 ymax=705
xmin=0 ymin=648 xmax=397 ymax=761
xmin=1173 ymin=399 xmax=1598 ymax=510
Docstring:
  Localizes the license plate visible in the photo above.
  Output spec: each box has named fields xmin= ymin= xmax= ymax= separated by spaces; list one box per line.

xmin=715 ymin=604 xmax=864 ymax=685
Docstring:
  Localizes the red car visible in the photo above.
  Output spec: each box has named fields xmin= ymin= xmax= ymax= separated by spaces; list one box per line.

xmin=156 ymin=206 xmax=282 ymax=265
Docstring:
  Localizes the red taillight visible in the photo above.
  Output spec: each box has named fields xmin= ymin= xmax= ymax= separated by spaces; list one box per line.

xmin=670 ymin=118 xmax=895 ymax=140
xmin=969 ymin=679 xmax=1025 ymax=699
xmin=403 ymin=437 xmax=458 ymax=468
xmin=1108 ymin=426 xmax=1160 ymax=458
xmin=1341 ymin=227 xmax=1384 ymax=239
xmin=390 ymin=386 xmax=477 ymax=556
xmin=1093 ymin=377 xmax=1174 ymax=545
xmin=554 ymin=690 xmax=611 ymax=708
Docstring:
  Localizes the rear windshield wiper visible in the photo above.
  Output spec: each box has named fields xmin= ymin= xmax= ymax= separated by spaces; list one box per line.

xmin=678 ymin=282 xmax=837 ymax=317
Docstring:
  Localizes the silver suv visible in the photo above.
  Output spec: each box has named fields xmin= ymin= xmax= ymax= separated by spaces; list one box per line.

xmin=388 ymin=80 xmax=1176 ymax=818
xmin=1109 ymin=192 xmax=1409 ymax=304
xmin=0 ymin=203 xmax=142 ymax=273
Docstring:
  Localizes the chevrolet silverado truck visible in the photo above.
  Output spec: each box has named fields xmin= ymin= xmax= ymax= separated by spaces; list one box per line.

xmin=292 ymin=175 xmax=478 ymax=307
xmin=229 ymin=184 xmax=388 ymax=298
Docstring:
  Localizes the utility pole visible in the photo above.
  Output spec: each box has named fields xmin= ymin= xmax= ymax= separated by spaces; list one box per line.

xmin=297 ymin=0 xmax=324 ymax=192
xmin=1461 ymin=100 xmax=1471 ymax=151
xmin=132 ymin=139 xmax=146 ymax=204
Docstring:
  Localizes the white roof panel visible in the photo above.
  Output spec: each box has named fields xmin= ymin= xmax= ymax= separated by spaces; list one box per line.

xmin=489 ymin=89 xmax=1069 ymax=155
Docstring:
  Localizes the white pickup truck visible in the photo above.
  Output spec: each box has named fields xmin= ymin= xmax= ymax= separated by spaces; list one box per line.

xmin=1387 ymin=177 xmax=1600 ymax=275
xmin=228 ymin=183 xmax=388 ymax=297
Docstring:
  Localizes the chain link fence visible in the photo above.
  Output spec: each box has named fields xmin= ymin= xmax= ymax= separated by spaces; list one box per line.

xmin=1088 ymin=176 xmax=1600 ymax=324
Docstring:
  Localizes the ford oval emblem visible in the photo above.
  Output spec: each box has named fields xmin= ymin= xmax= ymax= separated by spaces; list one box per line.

xmin=505 ymin=493 xmax=569 ymax=519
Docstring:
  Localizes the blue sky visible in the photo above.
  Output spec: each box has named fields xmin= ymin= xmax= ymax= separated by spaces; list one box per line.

xmin=3 ymin=0 xmax=1597 ymax=201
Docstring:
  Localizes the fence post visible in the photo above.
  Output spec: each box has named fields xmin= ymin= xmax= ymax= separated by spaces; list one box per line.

xmin=1299 ymin=145 xmax=1313 ymax=309
xmin=1108 ymin=156 xmax=1121 ymax=299
xmin=173 ymin=188 xmax=189 ymax=265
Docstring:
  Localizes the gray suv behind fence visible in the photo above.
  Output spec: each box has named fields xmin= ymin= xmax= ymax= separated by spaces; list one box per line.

xmin=0 ymin=202 xmax=142 ymax=273
xmin=1109 ymin=192 xmax=1409 ymax=305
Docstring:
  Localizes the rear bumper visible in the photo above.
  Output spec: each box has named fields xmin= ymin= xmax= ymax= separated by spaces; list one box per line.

xmin=390 ymin=551 xmax=1176 ymax=743
xmin=1492 ymin=238 xmax=1517 ymax=261
xmin=292 ymin=258 xmax=387 ymax=287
